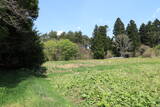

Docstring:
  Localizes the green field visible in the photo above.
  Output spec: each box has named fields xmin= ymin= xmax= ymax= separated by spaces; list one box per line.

xmin=0 ymin=58 xmax=160 ymax=107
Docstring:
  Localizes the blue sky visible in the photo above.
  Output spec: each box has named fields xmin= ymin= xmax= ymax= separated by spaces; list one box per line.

xmin=35 ymin=0 xmax=160 ymax=37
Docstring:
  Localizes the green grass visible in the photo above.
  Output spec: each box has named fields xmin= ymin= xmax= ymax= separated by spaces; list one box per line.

xmin=0 ymin=58 xmax=160 ymax=107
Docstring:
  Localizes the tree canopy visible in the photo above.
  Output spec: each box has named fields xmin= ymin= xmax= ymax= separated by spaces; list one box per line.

xmin=0 ymin=0 xmax=44 ymax=68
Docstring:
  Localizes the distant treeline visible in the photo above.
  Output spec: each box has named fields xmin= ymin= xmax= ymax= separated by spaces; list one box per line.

xmin=0 ymin=0 xmax=160 ymax=69
xmin=41 ymin=18 xmax=160 ymax=60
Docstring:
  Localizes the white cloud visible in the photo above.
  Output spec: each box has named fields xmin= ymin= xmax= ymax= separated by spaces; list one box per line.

xmin=152 ymin=8 xmax=160 ymax=19
xmin=57 ymin=31 xmax=63 ymax=35
xmin=77 ymin=26 xmax=81 ymax=30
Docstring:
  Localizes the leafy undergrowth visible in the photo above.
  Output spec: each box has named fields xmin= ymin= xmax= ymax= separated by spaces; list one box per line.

xmin=0 ymin=58 xmax=160 ymax=107
xmin=46 ymin=58 xmax=160 ymax=107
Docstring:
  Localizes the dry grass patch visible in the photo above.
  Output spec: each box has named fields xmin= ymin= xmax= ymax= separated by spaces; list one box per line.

xmin=56 ymin=64 xmax=95 ymax=69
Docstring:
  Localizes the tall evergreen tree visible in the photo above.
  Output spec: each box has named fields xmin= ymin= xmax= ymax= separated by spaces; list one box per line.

xmin=153 ymin=19 xmax=160 ymax=32
xmin=74 ymin=31 xmax=83 ymax=44
xmin=143 ymin=20 xmax=160 ymax=47
xmin=0 ymin=0 xmax=44 ymax=68
xmin=48 ymin=31 xmax=58 ymax=40
xmin=152 ymin=19 xmax=160 ymax=46
xmin=91 ymin=25 xmax=109 ymax=59
xmin=126 ymin=20 xmax=140 ymax=56
xmin=139 ymin=23 xmax=148 ymax=45
xmin=113 ymin=18 xmax=125 ymax=36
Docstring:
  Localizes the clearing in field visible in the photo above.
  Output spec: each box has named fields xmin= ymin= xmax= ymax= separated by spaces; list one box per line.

xmin=0 ymin=58 xmax=160 ymax=107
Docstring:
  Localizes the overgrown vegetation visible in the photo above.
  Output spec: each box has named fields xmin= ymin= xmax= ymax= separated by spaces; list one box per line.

xmin=1 ymin=58 xmax=159 ymax=107
xmin=46 ymin=58 xmax=160 ymax=107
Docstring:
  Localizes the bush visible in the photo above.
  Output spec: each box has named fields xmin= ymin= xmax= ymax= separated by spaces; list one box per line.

xmin=43 ymin=40 xmax=58 ymax=61
xmin=77 ymin=47 xmax=92 ymax=59
xmin=58 ymin=39 xmax=79 ymax=60
xmin=154 ymin=45 xmax=160 ymax=57
xmin=43 ymin=39 xmax=79 ymax=61
xmin=142 ymin=48 xmax=155 ymax=57
xmin=137 ymin=45 xmax=150 ymax=56
xmin=141 ymin=45 xmax=160 ymax=57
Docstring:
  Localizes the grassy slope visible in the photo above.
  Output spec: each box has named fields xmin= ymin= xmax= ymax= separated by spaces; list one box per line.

xmin=0 ymin=70 xmax=72 ymax=107
xmin=0 ymin=58 xmax=160 ymax=107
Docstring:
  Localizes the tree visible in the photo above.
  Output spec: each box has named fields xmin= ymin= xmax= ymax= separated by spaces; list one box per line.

xmin=48 ymin=31 xmax=58 ymax=40
xmin=58 ymin=39 xmax=79 ymax=60
xmin=145 ymin=21 xmax=155 ymax=47
xmin=91 ymin=25 xmax=110 ymax=59
xmin=0 ymin=0 xmax=44 ymax=68
xmin=115 ymin=34 xmax=132 ymax=57
xmin=152 ymin=19 xmax=160 ymax=46
xmin=126 ymin=20 xmax=140 ymax=56
xmin=0 ymin=0 xmax=39 ymax=30
xmin=139 ymin=23 xmax=148 ymax=45
xmin=44 ymin=39 xmax=79 ymax=61
xmin=113 ymin=18 xmax=125 ymax=36
xmin=142 ymin=19 xmax=160 ymax=47
xmin=59 ymin=31 xmax=90 ymax=48
xmin=74 ymin=31 xmax=83 ymax=44
xmin=113 ymin=18 xmax=126 ymax=56
xmin=43 ymin=40 xmax=58 ymax=61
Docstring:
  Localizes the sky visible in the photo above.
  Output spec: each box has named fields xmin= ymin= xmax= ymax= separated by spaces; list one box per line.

xmin=35 ymin=0 xmax=160 ymax=37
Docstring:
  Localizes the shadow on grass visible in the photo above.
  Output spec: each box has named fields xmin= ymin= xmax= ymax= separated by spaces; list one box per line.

xmin=0 ymin=67 xmax=47 ymax=88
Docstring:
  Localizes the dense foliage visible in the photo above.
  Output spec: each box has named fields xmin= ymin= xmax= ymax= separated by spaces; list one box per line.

xmin=44 ymin=39 xmax=79 ymax=61
xmin=41 ymin=30 xmax=90 ymax=49
xmin=112 ymin=18 xmax=160 ymax=58
xmin=0 ymin=0 xmax=44 ymax=68
xmin=113 ymin=18 xmax=125 ymax=36
xmin=139 ymin=19 xmax=160 ymax=47
xmin=40 ymin=18 xmax=160 ymax=59
xmin=91 ymin=25 xmax=111 ymax=59
xmin=126 ymin=20 xmax=141 ymax=56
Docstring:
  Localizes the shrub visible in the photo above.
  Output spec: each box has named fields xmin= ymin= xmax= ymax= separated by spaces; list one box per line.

xmin=43 ymin=40 xmax=58 ymax=61
xmin=137 ymin=45 xmax=150 ymax=56
xmin=43 ymin=39 xmax=79 ymax=61
xmin=154 ymin=45 xmax=160 ymax=57
xmin=58 ymin=39 xmax=79 ymax=60
xmin=142 ymin=48 xmax=155 ymax=57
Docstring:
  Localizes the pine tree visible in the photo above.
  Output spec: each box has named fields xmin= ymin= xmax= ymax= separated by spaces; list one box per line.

xmin=126 ymin=20 xmax=140 ymax=56
xmin=113 ymin=18 xmax=125 ymax=36
xmin=144 ymin=20 xmax=160 ymax=47
xmin=152 ymin=19 xmax=160 ymax=46
xmin=153 ymin=19 xmax=160 ymax=32
xmin=139 ymin=23 xmax=148 ymax=45
xmin=91 ymin=25 xmax=109 ymax=59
